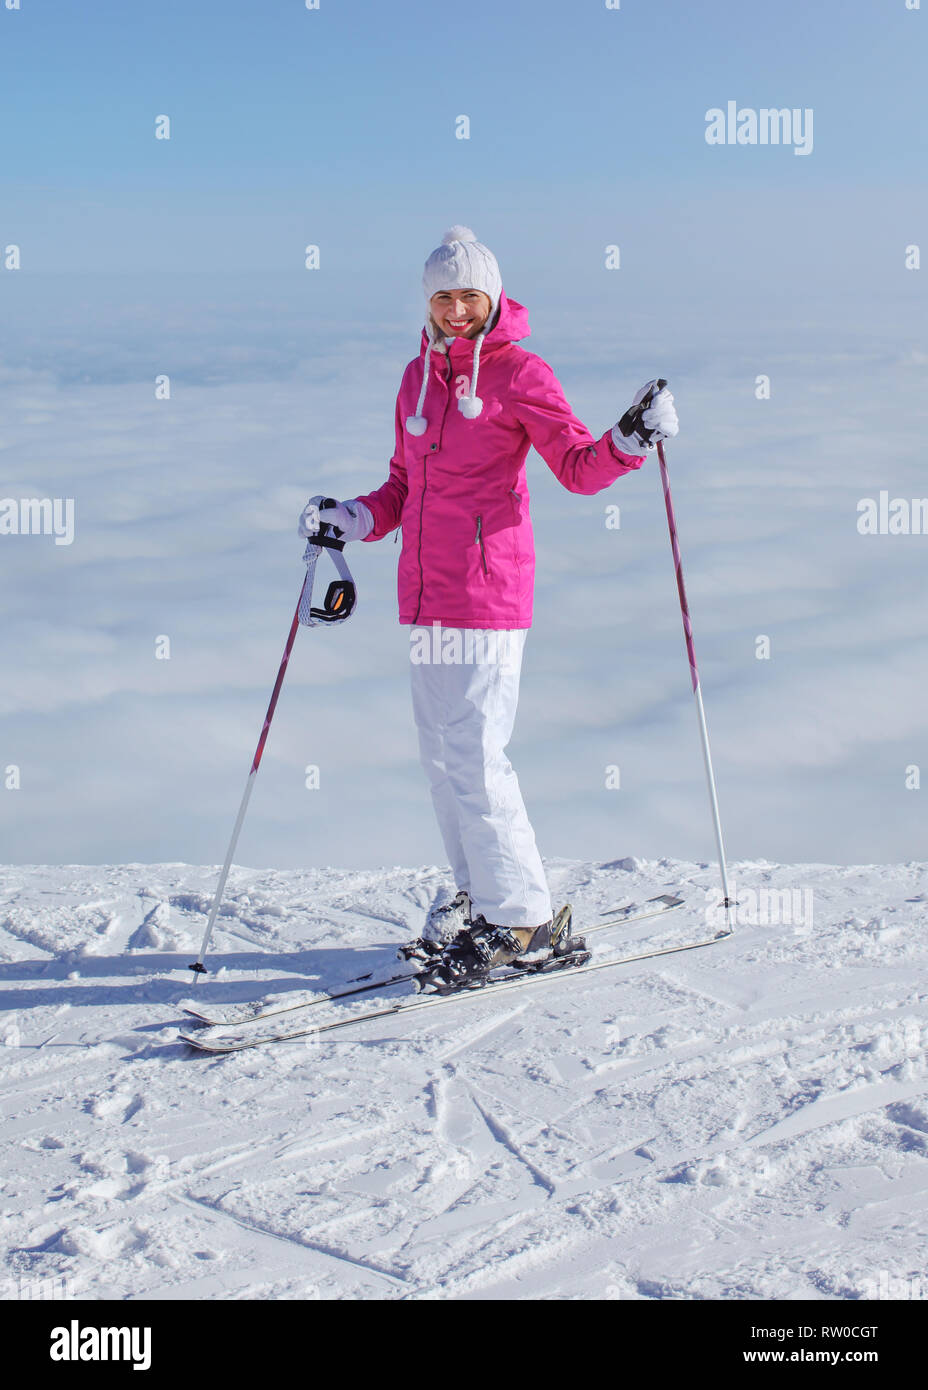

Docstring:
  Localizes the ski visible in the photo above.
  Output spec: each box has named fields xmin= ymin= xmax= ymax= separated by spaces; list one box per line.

xmin=179 ymin=893 xmax=684 ymax=1028
xmin=180 ymin=913 xmax=730 ymax=1054
xmin=179 ymin=972 xmax=416 ymax=1028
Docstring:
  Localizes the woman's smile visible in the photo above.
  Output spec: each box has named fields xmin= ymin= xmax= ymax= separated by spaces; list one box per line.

xmin=430 ymin=289 xmax=492 ymax=338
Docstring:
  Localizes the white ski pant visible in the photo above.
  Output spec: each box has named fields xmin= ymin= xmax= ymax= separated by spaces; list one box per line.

xmin=409 ymin=627 xmax=552 ymax=929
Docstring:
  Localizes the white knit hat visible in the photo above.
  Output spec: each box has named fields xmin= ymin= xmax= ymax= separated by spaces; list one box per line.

xmin=407 ymin=226 xmax=502 ymax=435
xmin=422 ymin=225 xmax=502 ymax=329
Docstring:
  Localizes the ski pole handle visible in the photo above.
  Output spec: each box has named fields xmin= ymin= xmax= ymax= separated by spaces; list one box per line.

xmin=617 ymin=377 xmax=668 ymax=448
xmin=309 ymin=498 xmax=348 ymax=551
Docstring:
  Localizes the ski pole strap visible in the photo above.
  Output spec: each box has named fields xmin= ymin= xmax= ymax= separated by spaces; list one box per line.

xmin=299 ymin=530 xmax=357 ymax=626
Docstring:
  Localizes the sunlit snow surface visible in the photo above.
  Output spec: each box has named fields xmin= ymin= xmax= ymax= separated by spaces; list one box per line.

xmin=1 ymin=856 xmax=926 ymax=1301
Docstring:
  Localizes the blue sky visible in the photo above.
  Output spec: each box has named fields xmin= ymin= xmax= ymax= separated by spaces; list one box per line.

xmin=4 ymin=2 xmax=924 ymax=185
xmin=1 ymin=0 xmax=926 ymax=873
xmin=3 ymin=0 xmax=926 ymax=275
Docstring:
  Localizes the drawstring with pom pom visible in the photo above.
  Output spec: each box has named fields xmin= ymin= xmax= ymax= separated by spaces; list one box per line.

xmin=406 ymin=328 xmax=487 ymax=434
xmin=405 ymin=335 xmax=433 ymax=436
xmin=458 ymin=330 xmax=485 ymax=419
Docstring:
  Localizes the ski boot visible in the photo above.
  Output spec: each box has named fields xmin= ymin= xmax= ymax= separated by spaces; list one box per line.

xmin=509 ymin=904 xmax=587 ymax=969
xmin=398 ymin=889 xmax=472 ymax=965
xmin=424 ymin=888 xmax=473 ymax=944
xmin=418 ymin=906 xmax=588 ymax=992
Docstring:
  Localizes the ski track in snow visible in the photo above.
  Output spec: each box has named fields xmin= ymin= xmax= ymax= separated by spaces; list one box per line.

xmin=1 ymin=857 xmax=927 ymax=1300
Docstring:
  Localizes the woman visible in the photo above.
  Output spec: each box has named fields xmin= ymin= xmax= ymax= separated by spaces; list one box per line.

xmin=300 ymin=227 xmax=678 ymax=984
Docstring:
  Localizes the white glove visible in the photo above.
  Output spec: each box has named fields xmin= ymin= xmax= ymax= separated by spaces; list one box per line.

xmin=612 ymin=380 xmax=679 ymax=456
xmin=298 ymin=496 xmax=374 ymax=542
xmin=642 ymin=383 xmax=679 ymax=442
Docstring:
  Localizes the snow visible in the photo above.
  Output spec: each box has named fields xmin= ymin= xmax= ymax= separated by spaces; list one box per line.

xmin=1 ymin=856 xmax=927 ymax=1301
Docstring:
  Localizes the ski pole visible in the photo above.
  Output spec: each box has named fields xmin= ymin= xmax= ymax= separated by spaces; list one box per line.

xmin=189 ymin=511 xmax=357 ymax=980
xmin=188 ymin=583 xmax=307 ymax=981
xmin=621 ymin=379 xmax=734 ymax=932
xmin=653 ymin=415 xmax=734 ymax=933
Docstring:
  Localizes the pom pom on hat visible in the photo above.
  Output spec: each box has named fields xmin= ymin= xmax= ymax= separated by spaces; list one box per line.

xmin=442 ymin=226 xmax=477 ymax=244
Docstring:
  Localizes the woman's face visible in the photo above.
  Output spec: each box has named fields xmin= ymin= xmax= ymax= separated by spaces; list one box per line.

xmin=429 ymin=289 xmax=492 ymax=339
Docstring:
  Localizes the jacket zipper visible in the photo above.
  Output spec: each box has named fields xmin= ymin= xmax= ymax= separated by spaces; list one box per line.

xmin=475 ymin=514 xmax=489 ymax=575
xmin=413 ymin=353 xmax=454 ymax=624
xmin=414 ymin=468 xmax=428 ymax=622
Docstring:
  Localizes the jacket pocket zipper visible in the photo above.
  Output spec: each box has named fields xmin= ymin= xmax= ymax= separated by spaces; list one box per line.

xmin=474 ymin=514 xmax=490 ymax=576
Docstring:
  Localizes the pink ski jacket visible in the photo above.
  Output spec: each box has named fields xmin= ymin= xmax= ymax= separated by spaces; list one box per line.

xmin=358 ymin=291 xmax=645 ymax=630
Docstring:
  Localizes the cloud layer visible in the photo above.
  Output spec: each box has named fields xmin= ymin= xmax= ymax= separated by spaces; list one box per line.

xmin=1 ymin=266 xmax=925 ymax=871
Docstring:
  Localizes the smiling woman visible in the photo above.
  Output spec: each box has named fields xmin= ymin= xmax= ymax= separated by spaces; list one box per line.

xmin=428 ymin=287 xmax=493 ymax=340
xmin=297 ymin=225 xmax=677 ymax=985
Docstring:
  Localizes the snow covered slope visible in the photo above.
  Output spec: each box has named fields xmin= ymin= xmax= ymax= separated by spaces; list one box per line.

xmin=1 ymin=857 xmax=926 ymax=1301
